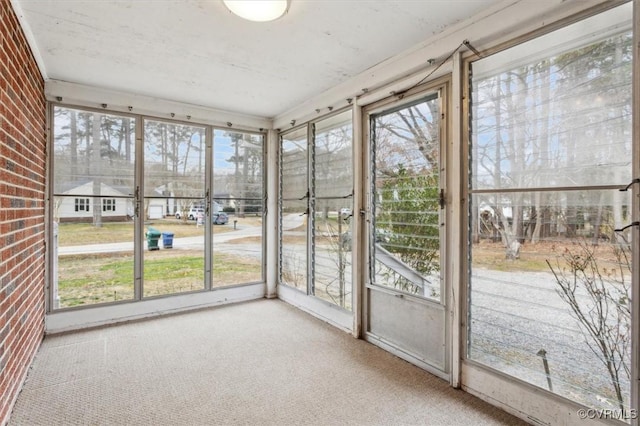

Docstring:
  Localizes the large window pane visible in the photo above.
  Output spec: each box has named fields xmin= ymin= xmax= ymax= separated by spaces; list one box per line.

xmin=469 ymin=190 xmax=633 ymax=410
xmin=143 ymin=120 xmax=206 ymax=297
xmin=371 ymin=95 xmax=442 ymax=301
xmin=469 ymin=3 xmax=633 ymax=417
xmin=280 ymin=128 xmax=308 ymax=290
xmin=313 ymin=111 xmax=353 ymax=309
xmin=471 ymin=5 xmax=632 ymax=191
xmin=52 ymin=107 xmax=267 ymax=307
xmin=212 ymin=129 xmax=264 ymax=287
xmin=52 ymin=107 xmax=136 ymax=308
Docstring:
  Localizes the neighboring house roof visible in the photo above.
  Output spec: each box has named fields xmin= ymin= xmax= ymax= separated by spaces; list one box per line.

xmin=61 ymin=180 xmax=129 ymax=197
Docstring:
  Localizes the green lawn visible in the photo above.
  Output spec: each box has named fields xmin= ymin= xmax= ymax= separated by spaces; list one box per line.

xmin=57 ymin=251 xmax=261 ymax=307
xmin=56 ymin=219 xmax=256 ymax=246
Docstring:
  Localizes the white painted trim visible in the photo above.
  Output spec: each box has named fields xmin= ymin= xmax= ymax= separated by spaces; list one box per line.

xmin=265 ymin=129 xmax=279 ymax=298
xmin=45 ymin=80 xmax=271 ymax=131
xmin=9 ymin=0 xmax=48 ymax=79
xmin=45 ymin=284 xmax=265 ymax=334
xmin=449 ymin=52 xmax=463 ymax=389
xmin=631 ymin=1 xmax=640 ymax=425
xmin=462 ymin=362 xmax=618 ymax=426
xmin=277 ymin=284 xmax=353 ymax=333
xmin=272 ymin=0 xmax=609 ymax=129
xmin=351 ymin=99 xmax=363 ymax=338
xmin=365 ymin=332 xmax=449 ymax=382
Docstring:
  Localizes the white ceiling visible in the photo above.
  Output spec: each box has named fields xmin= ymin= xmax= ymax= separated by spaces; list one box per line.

xmin=16 ymin=0 xmax=499 ymax=119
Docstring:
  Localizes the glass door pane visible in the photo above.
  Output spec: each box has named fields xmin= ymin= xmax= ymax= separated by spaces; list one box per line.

xmin=280 ymin=127 xmax=308 ymax=291
xmin=212 ymin=129 xmax=264 ymax=287
xmin=52 ymin=107 xmax=136 ymax=308
xmin=142 ymin=119 xmax=206 ymax=297
xmin=312 ymin=111 xmax=353 ymax=309
xmin=364 ymin=88 xmax=448 ymax=372
xmin=371 ymin=95 xmax=443 ymax=301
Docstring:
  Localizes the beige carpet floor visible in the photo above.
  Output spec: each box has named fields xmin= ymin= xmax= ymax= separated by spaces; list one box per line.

xmin=9 ymin=299 xmax=527 ymax=425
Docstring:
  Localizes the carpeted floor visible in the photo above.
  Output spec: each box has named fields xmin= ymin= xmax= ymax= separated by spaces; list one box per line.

xmin=10 ymin=299 xmax=527 ymax=425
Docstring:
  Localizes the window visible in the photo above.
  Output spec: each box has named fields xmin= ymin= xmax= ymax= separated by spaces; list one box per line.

xmin=102 ymin=198 xmax=116 ymax=212
xmin=279 ymin=126 xmax=309 ymax=292
xmin=142 ymin=119 xmax=206 ymax=297
xmin=212 ymin=129 xmax=265 ymax=287
xmin=313 ymin=111 xmax=353 ymax=308
xmin=468 ymin=3 xmax=632 ymax=415
xmin=51 ymin=105 xmax=266 ymax=310
xmin=279 ymin=110 xmax=354 ymax=309
xmin=53 ymin=107 xmax=136 ymax=308
xmin=74 ymin=198 xmax=90 ymax=212
xmin=370 ymin=94 xmax=442 ymax=301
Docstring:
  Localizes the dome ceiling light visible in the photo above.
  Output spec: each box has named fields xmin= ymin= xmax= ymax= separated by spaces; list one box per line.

xmin=223 ymin=0 xmax=289 ymax=22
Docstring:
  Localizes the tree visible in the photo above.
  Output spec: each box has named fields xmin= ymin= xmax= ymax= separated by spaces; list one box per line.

xmin=144 ymin=121 xmax=205 ymax=218
xmin=472 ymin=30 xmax=632 ymax=251
xmin=546 ymin=241 xmax=631 ymax=409
xmin=373 ymin=99 xmax=441 ymax=296
xmin=377 ymin=165 xmax=439 ymax=294
xmin=225 ymin=132 xmax=263 ymax=217
xmin=313 ymin=119 xmax=353 ymax=307
xmin=315 ymin=124 xmax=352 ymax=218
xmin=91 ymin=113 xmax=103 ymax=227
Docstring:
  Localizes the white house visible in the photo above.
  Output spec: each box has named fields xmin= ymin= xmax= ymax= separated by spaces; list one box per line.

xmin=147 ymin=198 xmax=166 ymax=220
xmin=56 ymin=181 xmax=132 ymax=223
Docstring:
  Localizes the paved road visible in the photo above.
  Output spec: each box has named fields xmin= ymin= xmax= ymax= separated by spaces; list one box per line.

xmin=469 ymin=267 xmax=630 ymax=410
xmin=59 ymin=214 xmax=305 ymax=255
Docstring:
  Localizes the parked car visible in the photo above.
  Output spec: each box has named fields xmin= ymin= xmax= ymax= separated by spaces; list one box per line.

xmin=340 ymin=229 xmax=391 ymax=251
xmin=213 ymin=212 xmax=229 ymax=225
xmin=339 ymin=208 xmax=352 ymax=219
xmin=176 ymin=207 xmax=204 ymax=220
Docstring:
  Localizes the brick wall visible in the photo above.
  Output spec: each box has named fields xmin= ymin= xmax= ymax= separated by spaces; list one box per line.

xmin=0 ymin=1 xmax=46 ymax=424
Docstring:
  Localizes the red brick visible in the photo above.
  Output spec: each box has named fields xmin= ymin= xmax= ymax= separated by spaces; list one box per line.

xmin=0 ymin=1 xmax=45 ymax=425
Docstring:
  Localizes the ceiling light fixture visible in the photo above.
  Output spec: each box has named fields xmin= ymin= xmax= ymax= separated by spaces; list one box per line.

xmin=223 ymin=0 xmax=289 ymax=22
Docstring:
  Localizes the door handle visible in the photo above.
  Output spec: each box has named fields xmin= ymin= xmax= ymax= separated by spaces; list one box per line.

xmin=615 ymin=222 xmax=639 ymax=232
xmin=298 ymin=191 xmax=309 ymax=200
xmin=620 ymin=178 xmax=640 ymax=192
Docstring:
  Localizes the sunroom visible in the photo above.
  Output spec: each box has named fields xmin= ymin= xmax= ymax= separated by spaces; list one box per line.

xmin=1 ymin=0 xmax=638 ymax=424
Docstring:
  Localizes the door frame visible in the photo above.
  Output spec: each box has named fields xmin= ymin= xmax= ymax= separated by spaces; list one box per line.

xmin=360 ymin=76 xmax=451 ymax=379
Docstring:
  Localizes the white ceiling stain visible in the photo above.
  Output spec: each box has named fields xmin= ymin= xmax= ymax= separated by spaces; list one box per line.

xmin=17 ymin=0 xmax=499 ymax=118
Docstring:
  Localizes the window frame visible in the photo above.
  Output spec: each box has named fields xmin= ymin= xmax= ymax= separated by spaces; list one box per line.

xmin=74 ymin=198 xmax=90 ymax=212
xmin=461 ymin=0 xmax=637 ymax=421
xmin=48 ymin=103 xmax=267 ymax=312
xmin=102 ymin=198 xmax=116 ymax=212
xmin=278 ymin=107 xmax=354 ymax=310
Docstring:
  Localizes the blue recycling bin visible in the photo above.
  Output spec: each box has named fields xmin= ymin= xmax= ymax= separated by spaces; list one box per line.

xmin=145 ymin=227 xmax=161 ymax=251
xmin=162 ymin=232 xmax=174 ymax=249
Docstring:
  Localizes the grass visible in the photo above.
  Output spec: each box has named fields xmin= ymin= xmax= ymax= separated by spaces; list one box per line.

xmin=471 ymin=239 xmax=630 ymax=275
xmin=57 ymin=231 xmax=627 ymax=307
xmin=57 ymin=217 xmax=261 ymax=246
xmin=58 ymin=223 xmax=136 ymax=246
xmin=143 ymin=253 xmax=205 ymax=297
xmin=471 ymin=242 xmax=548 ymax=272
xmin=281 ymin=235 xmax=307 ymax=245
xmin=57 ymin=250 xmax=261 ymax=307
